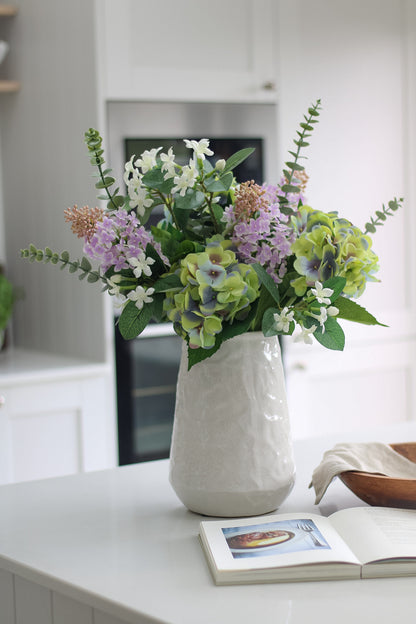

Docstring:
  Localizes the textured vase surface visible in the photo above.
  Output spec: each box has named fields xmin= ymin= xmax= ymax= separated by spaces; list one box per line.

xmin=169 ymin=332 xmax=296 ymax=517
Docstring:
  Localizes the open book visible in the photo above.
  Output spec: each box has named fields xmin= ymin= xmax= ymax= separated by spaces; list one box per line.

xmin=199 ymin=507 xmax=416 ymax=584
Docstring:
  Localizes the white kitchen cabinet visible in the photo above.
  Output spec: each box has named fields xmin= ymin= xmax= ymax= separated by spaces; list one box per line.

xmin=0 ymin=0 xmax=118 ymax=484
xmin=284 ymin=334 xmax=416 ymax=440
xmin=0 ymin=349 xmax=117 ymax=485
xmin=99 ymin=0 xmax=278 ymax=103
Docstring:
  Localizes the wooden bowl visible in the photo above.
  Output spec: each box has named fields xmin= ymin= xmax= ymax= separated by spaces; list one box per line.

xmin=339 ymin=443 xmax=416 ymax=509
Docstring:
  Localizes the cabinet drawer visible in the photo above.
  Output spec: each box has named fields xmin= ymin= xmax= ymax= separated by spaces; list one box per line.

xmin=4 ymin=380 xmax=82 ymax=415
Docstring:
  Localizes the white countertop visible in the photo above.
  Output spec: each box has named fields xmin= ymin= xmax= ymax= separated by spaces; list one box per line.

xmin=0 ymin=348 xmax=110 ymax=384
xmin=0 ymin=422 xmax=415 ymax=624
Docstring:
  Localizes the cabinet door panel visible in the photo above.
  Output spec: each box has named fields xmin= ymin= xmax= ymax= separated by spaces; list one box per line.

xmin=285 ymin=340 xmax=416 ymax=439
xmin=0 ymin=568 xmax=15 ymax=624
xmin=101 ymin=0 xmax=277 ymax=102
xmin=94 ymin=610 xmax=132 ymax=624
xmin=15 ymin=576 xmax=52 ymax=624
xmin=10 ymin=409 xmax=81 ymax=482
xmin=52 ymin=592 xmax=93 ymax=624
xmin=9 ymin=380 xmax=81 ymax=414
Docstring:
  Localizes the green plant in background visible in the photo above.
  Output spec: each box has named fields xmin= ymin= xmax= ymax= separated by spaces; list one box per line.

xmin=0 ymin=273 xmax=15 ymax=346
xmin=21 ymin=100 xmax=402 ymax=368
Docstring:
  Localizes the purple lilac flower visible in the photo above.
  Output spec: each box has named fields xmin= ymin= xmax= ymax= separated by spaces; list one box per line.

xmin=84 ymin=208 xmax=169 ymax=273
xmin=225 ymin=183 xmax=297 ymax=284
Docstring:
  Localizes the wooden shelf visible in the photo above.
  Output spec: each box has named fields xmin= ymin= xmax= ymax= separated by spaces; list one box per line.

xmin=0 ymin=80 xmax=20 ymax=92
xmin=0 ymin=5 xmax=18 ymax=17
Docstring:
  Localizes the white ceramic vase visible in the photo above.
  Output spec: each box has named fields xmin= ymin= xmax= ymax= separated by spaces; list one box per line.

xmin=169 ymin=332 xmax=296 ymax=517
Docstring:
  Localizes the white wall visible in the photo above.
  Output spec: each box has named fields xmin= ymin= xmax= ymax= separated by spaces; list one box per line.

xmin=277 ymin=0 xmax=412 ymax=327
xmin=0 ymin=0 xmax=110 ymax=361
xmin=277 ymin=0 xmax=416 ymax=436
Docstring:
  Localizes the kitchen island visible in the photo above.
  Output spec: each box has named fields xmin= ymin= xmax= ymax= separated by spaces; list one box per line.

xmin=0 ymin=422 xmax=415 ymax=624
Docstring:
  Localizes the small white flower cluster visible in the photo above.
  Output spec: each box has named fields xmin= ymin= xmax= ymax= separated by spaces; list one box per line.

xmin=273 ymin=281 xmax=339 ymax=344
xmin=106 ymin=252 xmax=156 ymax=311
xmin=123 ymin=139 xmax=215 ymax=211
xmin=123 ymin=154 xmax=154 ymax=217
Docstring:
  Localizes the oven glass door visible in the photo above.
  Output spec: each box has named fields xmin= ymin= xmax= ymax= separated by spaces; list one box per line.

xmin=116 ymin=324 xmax=182 ymax=464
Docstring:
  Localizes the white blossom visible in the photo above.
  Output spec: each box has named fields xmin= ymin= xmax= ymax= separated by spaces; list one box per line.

xmin=160 ymin=147 xmax=176 ymax=180
xmin=134 ymin=147 xmax=162 ymax=173
xmin=293 ymin=324 xmax=316 ymax=345
xmin=107 ymin=274 xmax=122 ymax=296
xmin=309 ymin=307 xmax=328 ymax=332
xmin=184 ymin=138 xmax=213 ymax=160
xmin=172 ymin=161 xmax=198 ymax=197
xmin=215 ymin=159 xmax=226 ymax=171
xmin=273 ymin=306 xmax=294 ymax=333
xmin=310 ymin=281 xmax=334 ymax=305
xmin=127 ymin=285 xmax=155 ymax=310
xmin=123 ymin=155 xmax=136 ymax=185
xmin=127 ymin=173 xmax=153 ymax=217
xmin=127 ymin=252 xmax=155 ymax=279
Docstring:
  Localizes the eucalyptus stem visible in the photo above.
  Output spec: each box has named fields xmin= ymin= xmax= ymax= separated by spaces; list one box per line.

xmin=20 ymin=246 xmax=105 ymax=285
xmin=279 ymin=98 xmax=322 ymax=214
xmin=364 ymin=197 xmax=403 ymax=234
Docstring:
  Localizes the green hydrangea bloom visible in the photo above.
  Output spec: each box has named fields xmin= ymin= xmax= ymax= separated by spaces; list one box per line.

xmin=163 ymin=238 xmax=260 ymax=349
xmin=290 ymin=205 xmax=379 ymax=298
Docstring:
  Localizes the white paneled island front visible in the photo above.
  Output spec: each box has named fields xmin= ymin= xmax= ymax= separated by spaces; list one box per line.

xmin=0 ymin=422 xmax=416 ymax=624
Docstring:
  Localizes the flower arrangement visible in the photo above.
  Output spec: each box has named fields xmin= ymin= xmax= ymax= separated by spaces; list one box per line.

xmin=21 ymin=100 xmax=402 ymax=368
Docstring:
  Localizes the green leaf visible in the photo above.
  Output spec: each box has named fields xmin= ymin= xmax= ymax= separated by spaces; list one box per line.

xmin=212 ymin=204 xmax=225 ymax=231
xmin=60 ymin=251 xmax=70 ymax=263
xmin=186 ymin=303 xmax=258 ymax=370
xmin=321 ymin=276 xmax=346 ymax=302
xmin=222 ymin=147 xmax=255 ymax=173
xmin=95 ymin=176 xmax=116 ymax=189
xmin=285 ymin=161 xmax=305 ymax=171
xmin=252 ymin=264 xmax=280 ymax=304
xmin=118 ymin=300 xmax=154 ymax=339
xmin=80 ymin=257 xmax=92 ymax=272
xmin=145 ymin=243 xmax=166 ymax=275
xmin=389 ymin=198 xmax=402 ymax=211
xmin=174 ymin=189 xmax=205 ymax=211
xmin=202 ymin=159 xmax=214 ymax=174
xmin=281 ymin=184 xmax=301 ymax=194
xmin=252 ymin=287 xmax=275 ymax=331
xmin=87 ymin=272 xmax=100 ymax=283
xmin=152 ymin=273 xmax=183 ymax=293
xmin=142 ymin=168 xmax=174 ymax=194
xmin=171 ymin=239 xmax=197 ymax=262
xmin=334 ymin=296 xmax=387 ymax=326
xmin=364 ymin=222 xmax=377 ymax=234
xmin=111 ymin=195 xmax=126 ymax=208
xmin=204 ymin=171 xmax=233 ymax=192
xmin=262 ymin=307 xmax=279 ymax=336
xmin=313 ymin=317 xmax=345 ymax=351
xmin=69 ymin=262 xmax=79 ymax=273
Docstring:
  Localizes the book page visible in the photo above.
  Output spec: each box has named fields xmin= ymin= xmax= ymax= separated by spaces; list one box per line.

xmin=329 ymin=507 xmax=416 ymax=564
xmin=200 ymin=512 xmax=360 ymax=576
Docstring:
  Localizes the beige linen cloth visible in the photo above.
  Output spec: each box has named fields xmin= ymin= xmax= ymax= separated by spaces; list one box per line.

xmin=310 ymin=442 xmax=416 ymax=504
